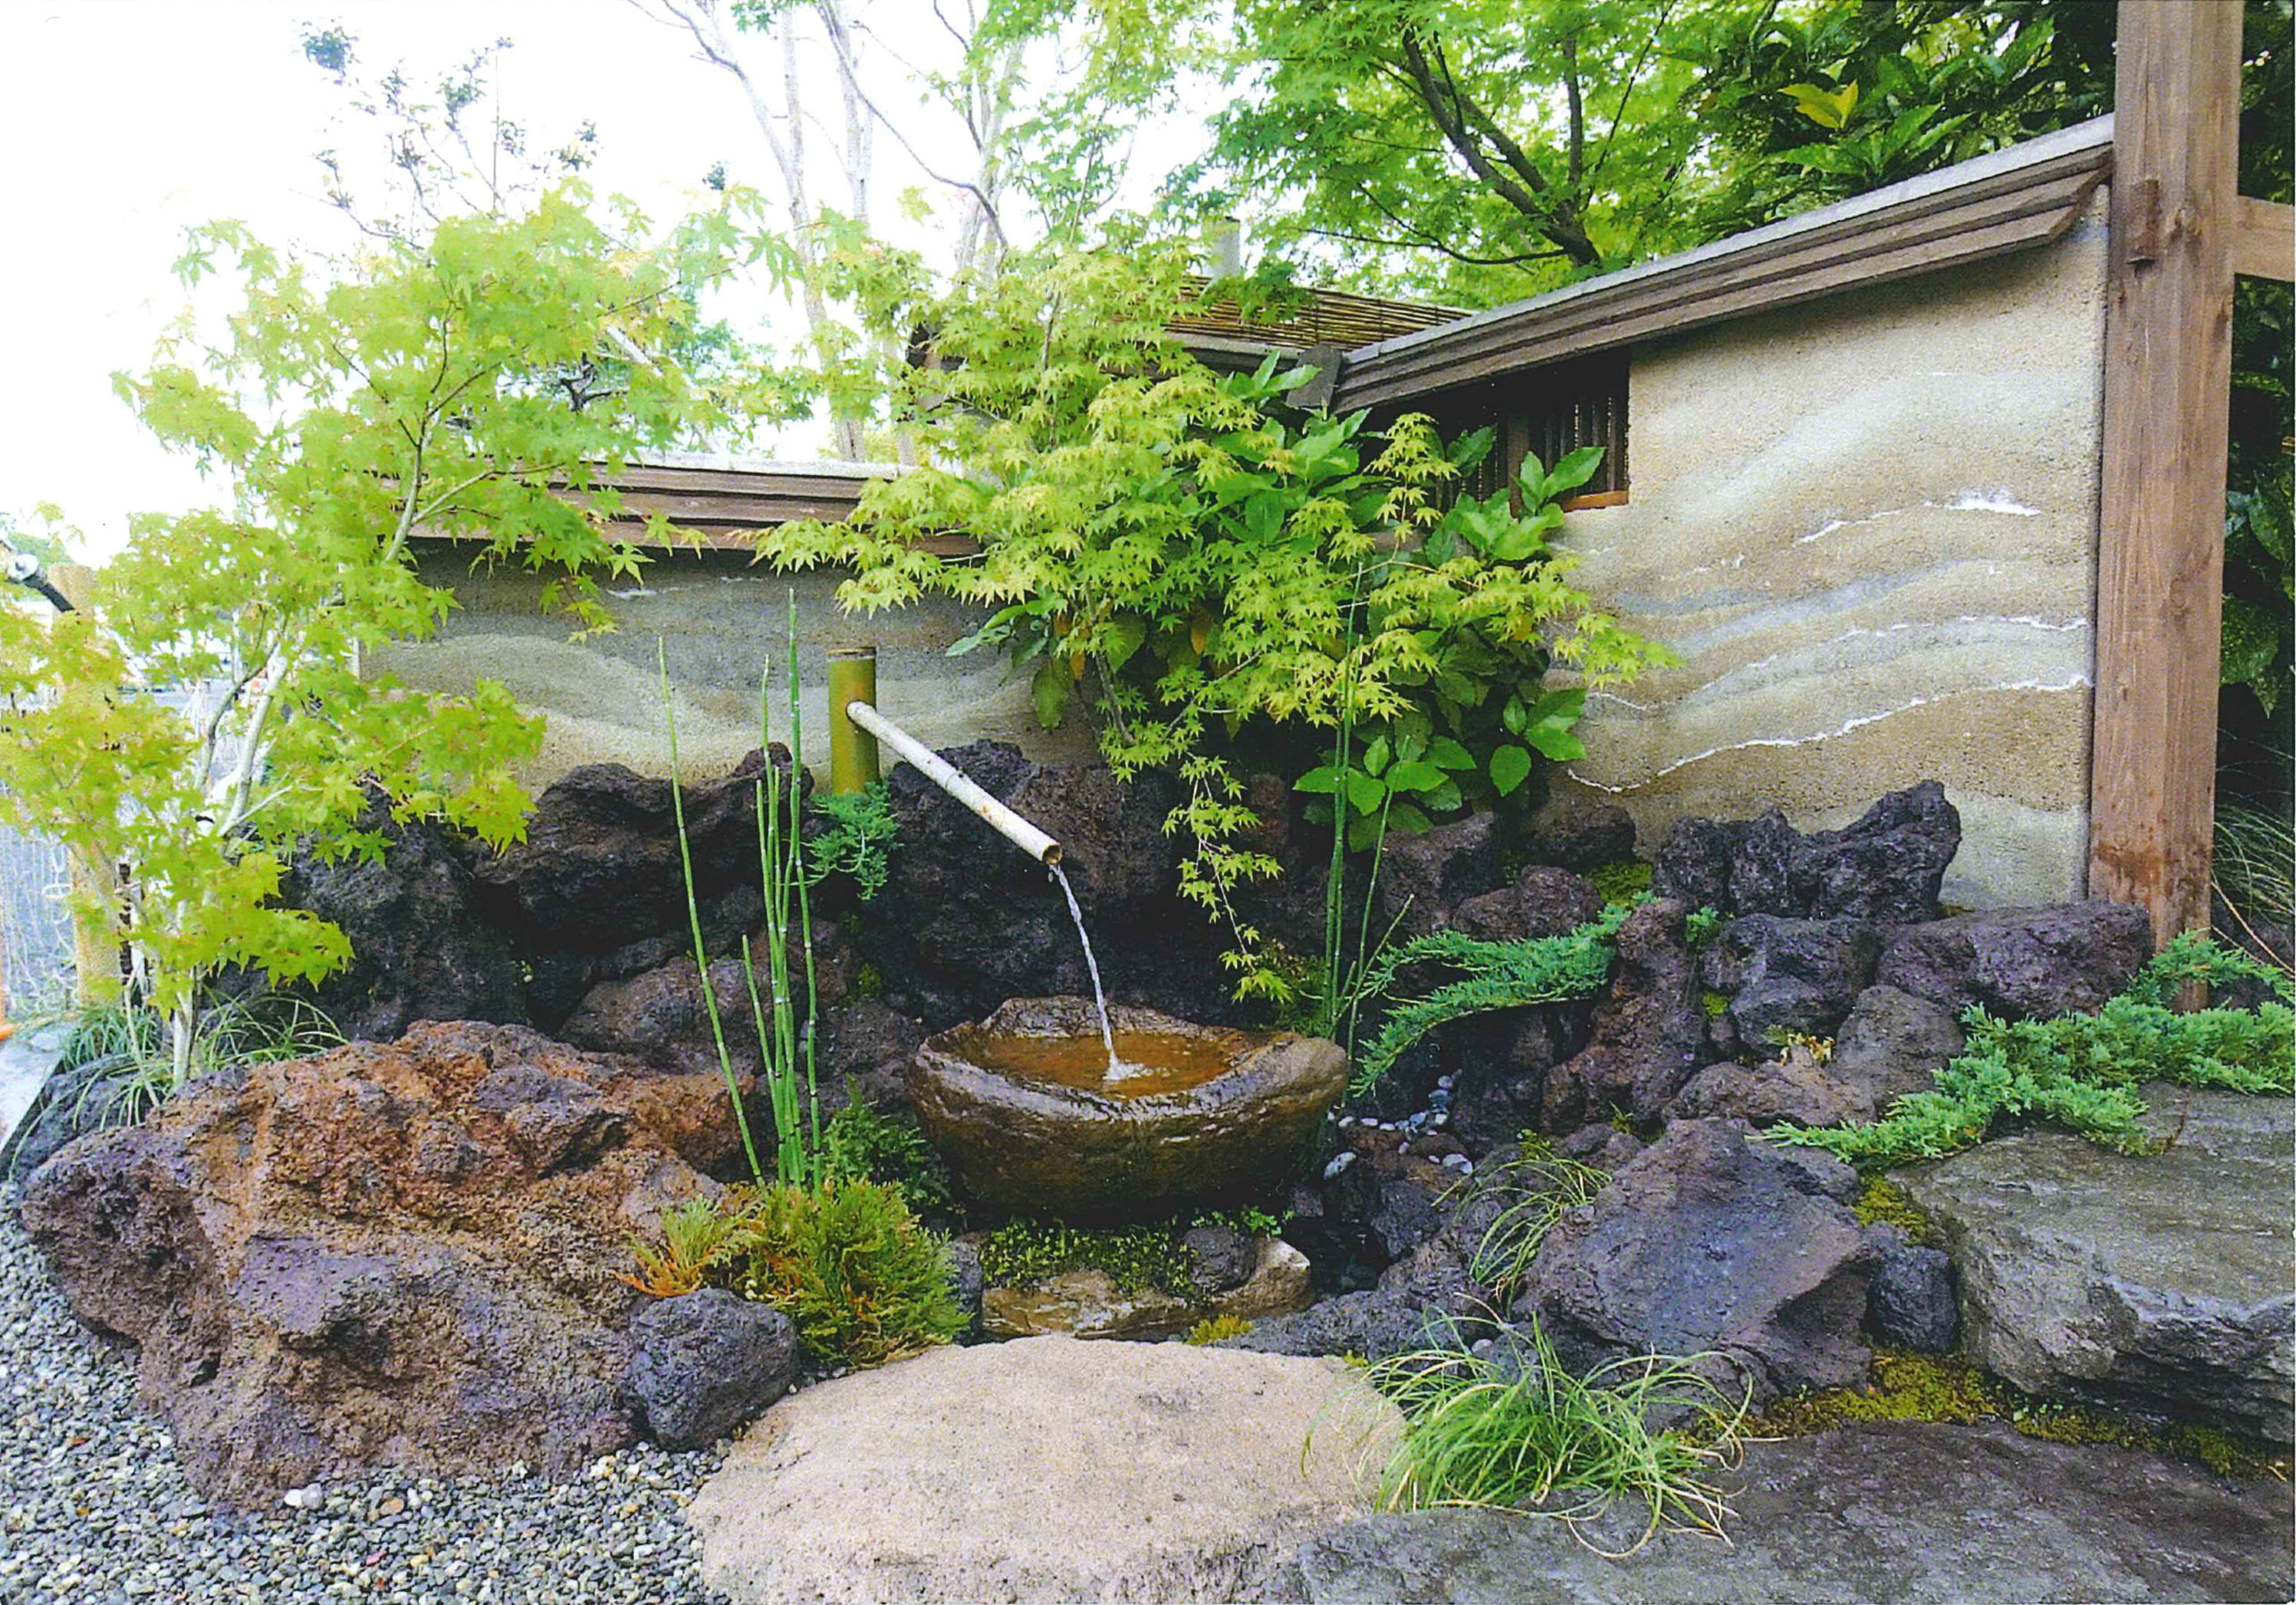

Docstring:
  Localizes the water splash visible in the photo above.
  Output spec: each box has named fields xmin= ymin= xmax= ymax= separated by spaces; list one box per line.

xmin=1050 ymin=863 xmax=1120 ymax=1075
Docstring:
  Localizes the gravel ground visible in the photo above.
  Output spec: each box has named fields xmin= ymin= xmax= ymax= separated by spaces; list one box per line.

xmin=0 ymin=1193 xmax=735 ymax=1604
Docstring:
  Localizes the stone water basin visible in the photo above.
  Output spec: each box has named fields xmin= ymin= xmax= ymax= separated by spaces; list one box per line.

xmin=909 ymin=997 xmax=1347 ymax=1220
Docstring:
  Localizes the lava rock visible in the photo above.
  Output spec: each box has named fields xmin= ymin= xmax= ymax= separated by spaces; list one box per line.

xmin=271 ymin=795 xmax=527 ymax=1041
xmin=1830 ymin=985 xmax=1966 ymax=1110
xmin=1449 ymin=867 xmax=1604 ymax=942
xmin=1373 ymin=812 xmax=1509 ymax=940
xmin=1866 ymin=1235 xmax=1959 ymax=1354
xmin=621 ymin=1290 xmax=798 ymax=1450
xmin=1518 ymin=1118 xmax=1877 ymax=1403
xmin=558 ymin=955 xmax=762 ymax=1081
xmin=2 ymin=1052 xmax=147 ymax=1186
xmin=1553 ymin=1123 xmax=1646 ymax=1169
xmin=1702 ymin=915 xmax=1883 ymax=1044
xmin=1669 ymin=1051 xmax=1872 ymax=1127
xmin=1899 ymin=1088 xmax=2294 ymax=1441
xmin=1540 ymin=899 xmax=1706 ymax=1130
xmin=18 ymin=1021 xmax=746 ymax=1504
xmin=1875 ymin=901 xmax=2153 ymax=1021
xmin=1727 ymin=809 xmax=1803 ymax=916
xmin=1792 ymin=781 xmax=1960 ymax=925
xmin=1520 ymin=804 xmax=1636 ymax=873
xmin=1183 ymin=1225 xmax=1258 ymax=1296
xmin=472 ymin=750 xmax=794 ymax=954
xmin=1367 ymin=1179 xmax=1446 ymax=1265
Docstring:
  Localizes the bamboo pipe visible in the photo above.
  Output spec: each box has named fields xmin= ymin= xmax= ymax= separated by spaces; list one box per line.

xmin=841 ymin=699 xmax=1061 ymax=866
xmin=825 ymin=649 xmax=881 ymax=794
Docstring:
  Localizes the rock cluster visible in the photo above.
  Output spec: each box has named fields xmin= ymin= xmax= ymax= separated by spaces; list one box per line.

xmin=18 ymin=1021 xmax=791 ymax=1504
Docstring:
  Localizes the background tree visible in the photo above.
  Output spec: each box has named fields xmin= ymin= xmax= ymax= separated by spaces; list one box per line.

xmin=0 ymin=185 xmax=791 ymax=1084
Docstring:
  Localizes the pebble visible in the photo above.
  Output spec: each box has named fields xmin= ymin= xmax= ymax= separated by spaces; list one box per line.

xmin=1321 ymin=1150 xmax=1357 ymax=1179
xmin=0 ymin=1188 xmax=734 ymax=1603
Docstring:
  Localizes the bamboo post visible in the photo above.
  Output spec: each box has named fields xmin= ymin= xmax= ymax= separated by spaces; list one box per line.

xmin=825 ymin=648 xmax=880 ymax=794
xmin=2087 ymin=0 xmax=2243 ymax=949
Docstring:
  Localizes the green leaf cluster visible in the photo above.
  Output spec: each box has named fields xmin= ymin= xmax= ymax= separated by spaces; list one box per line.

xmin=804 ymin=781 xmax=902 ymax=901
xmin=733 ymin=1176 xmax=972 ymax=1367
xmin=821 ymin=1096 xmax=954 ymax=1215
xmin=1347 ymin=900 xmax=1641 ymax=1095
xmin=1767 ymin=933 xmax=2294 ymax=1170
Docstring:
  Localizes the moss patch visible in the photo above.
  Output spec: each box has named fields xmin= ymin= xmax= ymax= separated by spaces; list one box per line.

xmin=1852 ymin=1177 xmax=1942 ymax=1247
xmin=1702 ymin=988 xmax=1732 ymax=1019
xmin=1590 ymin=860 xmax=1653 ymax=906
xmin=976 ymin=1219 xmax=1196 ymax=1297
xmin=1185 ymin=1314 xmax=1255 ymax=1345
xmin=1745 ymin=1348 xmax=2291 ymax=1482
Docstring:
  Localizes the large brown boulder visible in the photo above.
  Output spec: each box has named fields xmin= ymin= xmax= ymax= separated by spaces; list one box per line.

xmin=18 ymin=1021 xmax=755 ymax=1505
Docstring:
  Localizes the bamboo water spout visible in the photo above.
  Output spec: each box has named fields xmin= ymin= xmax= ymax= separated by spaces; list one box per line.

xmin=840 ymin=699 xmax=1061 ymax=865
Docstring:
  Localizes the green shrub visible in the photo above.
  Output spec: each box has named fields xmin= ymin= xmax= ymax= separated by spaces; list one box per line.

xmin=735 ymin=1178 xmax=969 ymax=1367
xmin=1347 ymin=901 xmax=1636 ymax=1095
xmin=821 ymin=1097 xmax=953 ymax=1215
xmin=806 ymin=782 xmax=900 ymax=902
xmin=1360 ymin=1319 xmax=1749 ymax=1552
xmin=1768 ymin=932 xmax=2294 ymax=1170
xmin=1186 ymin=1314 xmax=1255 ymax=1345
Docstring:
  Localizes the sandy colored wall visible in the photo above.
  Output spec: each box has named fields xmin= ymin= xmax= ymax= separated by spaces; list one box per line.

xmin=1543 ymin=192 xmax=2109 ymax=908
xmin=372 ymin=555 xmax=1100 ymax=786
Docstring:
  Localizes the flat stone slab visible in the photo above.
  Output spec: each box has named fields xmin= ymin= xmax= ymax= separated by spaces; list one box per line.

xmin=688 ymin=1333 xmax=1399 ymax=1604
xmin=1900 ymin=1087 xmax=2294 ymax=1439
xmin=1291 ymin=1422 xmax=2293 ymax=1604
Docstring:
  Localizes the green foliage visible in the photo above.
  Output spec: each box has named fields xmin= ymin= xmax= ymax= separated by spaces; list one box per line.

xmin=1460 ymin=1148 xmax=1610 ymax=1300
xmin=1186 ymin=1313 xmax=1255 ymax=1344
xmin=759 ymin=242 xmax=1669 ymax=1001
xmin=805 ymin=781 xmax=900 ymax=901
xmin=734 ymin=1178 xmax=971 ymax=1367
xmin=1700 ymin=988 xmax=1732 ymax=1020
xmin=975 ymin=1218 xmax=1197 ymax=1297
xmin=1588 ymin=860 xmax=1652 ymax=906
xmin=1768 ymin=934 xmax=2294 ymax=1170
xmin=821 ymin=1097 xmax=953 ymax=1215
xmin=0 ymin=188 xmax=785 ymax=1088
xmin=1359 ymin=1318 xmax=1750 ymax=1551
xmin=1747 ymin=1347 xmax=2289 ymax=1481
xmin=621 ymin=1194 xmax=754 ymax=1298
xmin=1682 ymin=906 xmax=1722 ymax=949
xmin=1348 ymin=901 xmax=1636 ymax=1095
xmin=2214 ymin=801 xmax=2294 ymax=969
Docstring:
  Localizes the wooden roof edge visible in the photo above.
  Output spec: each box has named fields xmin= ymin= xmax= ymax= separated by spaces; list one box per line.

xmin=1333 ymin=116 xmax=2115 ymax=410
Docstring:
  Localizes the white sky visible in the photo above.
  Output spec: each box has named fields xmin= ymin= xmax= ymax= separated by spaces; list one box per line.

xmin=0 ymin=0 xmax=1213 ymax=562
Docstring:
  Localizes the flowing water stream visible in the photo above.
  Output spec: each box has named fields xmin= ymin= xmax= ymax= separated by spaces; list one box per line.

xmin=1050 ymin=863 xmax=1121 ymax=1076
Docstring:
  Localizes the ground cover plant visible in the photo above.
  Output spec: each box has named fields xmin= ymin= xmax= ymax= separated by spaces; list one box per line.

xmin=1357 ymin=1318 xmax=1751 ymax=1555
xmin=1767 ymin=932 xmax=2295 ymax=1169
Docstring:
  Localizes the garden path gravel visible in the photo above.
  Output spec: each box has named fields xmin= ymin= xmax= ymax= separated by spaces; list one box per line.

xmin=0 ymin=1191 xmax=732 ymax=1604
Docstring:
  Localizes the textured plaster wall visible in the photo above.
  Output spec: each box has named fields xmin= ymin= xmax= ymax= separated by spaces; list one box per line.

xmin=1546 ymin=192 xmax=2108 ymax=907
xmin=371 ymin=556 xmax=1100 ymax=786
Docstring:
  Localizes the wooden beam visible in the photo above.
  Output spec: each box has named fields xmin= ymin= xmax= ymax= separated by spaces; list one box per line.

xmin=2231 ymin=195 xmax=2295 ymax=281
xmin=2089 ymin=0 xmax=2243 ymax=947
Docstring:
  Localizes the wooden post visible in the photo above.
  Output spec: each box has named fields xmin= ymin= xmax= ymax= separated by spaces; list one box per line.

xmin=2088 ymin=0 xmax=2243 ymax=947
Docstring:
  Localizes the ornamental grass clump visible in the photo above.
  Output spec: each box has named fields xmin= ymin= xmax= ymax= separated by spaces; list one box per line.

xmin=1767 ymin=932 xmax=2294 ymax=1170
xmin=1357 ymin=1319 xmax=1749 ymax=1556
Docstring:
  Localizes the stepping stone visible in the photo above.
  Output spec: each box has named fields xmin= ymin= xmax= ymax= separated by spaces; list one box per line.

xmin=1900 ymin=1087 xmax=2294 ymax=1439
xmin=687 ymin=1333 xmax=1400 ymax=1604
xmin=1290 ymin=1422 xmax=2292 ymax=1604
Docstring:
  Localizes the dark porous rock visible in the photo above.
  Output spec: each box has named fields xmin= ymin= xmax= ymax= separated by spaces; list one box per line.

xmin=1702 ymin=915 xmax=1883 ymax=1044
xmin=1829 ymin=985 xmax=1965 ymax=1110
xmin=1218 ymin=1288 xmax=1452 ymax=1363
xmin=816 ymin=999 xmax=929 ymax=1109
xmin=523 ymin=951 xmax=600 ymax=1034
xmin=1726 ymin=808 xmax=1803 ymax=916
xmin=3 ymin=1052 xmax=148 ymax=1185
xmin=1518 ymin=1118 xmax=1875 ymax=1403
xmin=1669 ymin=1052 xmax=1872 ymax=1127
xmin=1447 ymin=1065 xmax=1548 ymax=1156
xmin=1368 ymin=1179 xmax=1446 ymax=1266
xmin=1876 ymin=900 xmax=2153 ymax=1021
xmin=856 ymin=743 xmax=1225 ymax=1028
xmin=1449 ymin=867 xmax=1603 ymax=943
xmin=1866 ymin=1235 xmax=1959 ymax=1354
xmin=590 ymin=884 xmax=765 ymax=986
xmin=909 ymin=998 xmax=1345 ymax=1220
xmin=621 ymin=1289 xmax=797 ymax=1451
xmin=17 ymin=1021 xmax=745 ymax=1505
xmin=946 ymin=1237 xmax=984 ymax=1334
xmin=1900 ymin=1088 xmax=2294 ymax=1441
xmin=1373 ymin=812 xmax=1509 ymax=940
xmin=1521 ymin=804 xmax=1636 ymax=874
xmin=1289 ymin=1422 xmax=2294 ymax=1605
xmin=558 ymin=955 xmax=762 ymax=1081
xmin=1553 ymin=1123 xmax=1645 ymax=1169
xmin=1791 ymin=780 xmax=1960 ymax=925
xmin=273 ymin=795 xmax=527 ymax=1041
xmin=1650 ymin=815 xmax=1734 ymax=913
xmin=1539 ymin=900 xmax=1705 ymax=1130
xmin=1183 ymin=1225 xmax=1259 ymax=1297
xmin=472 ymin=749 xmax=794 ymax=954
